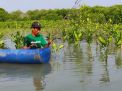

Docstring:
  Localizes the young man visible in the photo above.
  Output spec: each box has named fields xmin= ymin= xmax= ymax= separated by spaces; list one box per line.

xmin=23 ymin=21 xmax=50 ymax=49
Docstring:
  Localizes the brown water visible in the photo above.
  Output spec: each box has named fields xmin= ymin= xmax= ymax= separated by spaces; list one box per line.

xmin=0 ymin=42 xmax=121 ymax=91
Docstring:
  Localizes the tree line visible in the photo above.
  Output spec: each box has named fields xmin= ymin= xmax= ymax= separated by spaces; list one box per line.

xmin=0 ymin=5 xmax=122 ymax=24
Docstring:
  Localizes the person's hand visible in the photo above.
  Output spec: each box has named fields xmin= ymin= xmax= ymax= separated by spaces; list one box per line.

xmin=30 ymin=43 xmax=37 ymax=48
xmin=48 ymin=39 xmax=52 ymax=45
xmin=23 ymin=46 xmax=30 ymax=49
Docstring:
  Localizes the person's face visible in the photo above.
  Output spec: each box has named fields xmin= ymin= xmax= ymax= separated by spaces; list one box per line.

xmin=32 ymin=27 xmax=41 ymax=36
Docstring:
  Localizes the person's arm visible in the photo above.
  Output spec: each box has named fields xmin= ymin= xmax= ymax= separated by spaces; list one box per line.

xmin=44 ymin=39 xmax=51 ymax=48
xmin=22 ymin=37 xmax=32 ymax=49
xmin=23 ymin=45 xmax=32 ymax=49
xmin=23 ymin=44 xmax=37 ymax=49
xmin=23 ymin=40 xmax=38 ymax=49
xmin=41 ymin=35 xmax=51 ymax=48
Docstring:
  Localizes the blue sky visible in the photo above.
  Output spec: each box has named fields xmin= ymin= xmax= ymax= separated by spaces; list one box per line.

xmin=0 ymin=0 xmax=122 ymax=12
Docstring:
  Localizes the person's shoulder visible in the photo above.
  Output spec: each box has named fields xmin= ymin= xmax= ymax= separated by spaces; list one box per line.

xmin=38 ymin=34 xmax=47 ymax=40
xmin=25 ymin=34 xmax=32 ymax=39
xmin=38 ymin=34 xmax=44 ymax=37
xmin=25 ymin=34 xmax=32 ymax=37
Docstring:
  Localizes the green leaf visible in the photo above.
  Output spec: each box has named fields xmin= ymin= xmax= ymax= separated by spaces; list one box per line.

xmin=0 ymin=40 xmax=3 ymax=44
xmin=59 ymin=44 xmax=64 ymax=49
xmin=117 ymin=40 xmax=122 ymax=45
xmin=74 ymin=31 xmax=78 ymax=41
xmin=98 ymin=36 xmax=106 ymax=45
xmin=108 ymin=36 xmax=112 ymax=42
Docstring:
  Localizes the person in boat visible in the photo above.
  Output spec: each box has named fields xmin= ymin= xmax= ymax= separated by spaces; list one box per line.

xmin=23 ymin=21 xmax=51 ymax=49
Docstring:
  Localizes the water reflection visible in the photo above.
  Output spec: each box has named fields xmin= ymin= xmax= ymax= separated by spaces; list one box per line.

xmin=0 ymin=63 xmax=51 ymax=91
xmin=0 ymin=42 xmax=121 ymax=91
xmin=62 ymin=42 xmax=111 ymax=84
xmin=115 ymin=48 xmax=122 ymax=68
xmin=99 ymin=65 xmax=110 ymax=83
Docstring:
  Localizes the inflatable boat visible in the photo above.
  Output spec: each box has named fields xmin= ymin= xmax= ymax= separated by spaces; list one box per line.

xmin=0 ymin=48 xmax=51 ymax=64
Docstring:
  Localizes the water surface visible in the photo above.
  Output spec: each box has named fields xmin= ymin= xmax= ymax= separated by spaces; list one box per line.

xmin=0 ymin=42 xmax=122 ymax=91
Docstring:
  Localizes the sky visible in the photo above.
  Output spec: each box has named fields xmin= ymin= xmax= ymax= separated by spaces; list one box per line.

xmin=0 ymin=0 xmax=122 ymax=12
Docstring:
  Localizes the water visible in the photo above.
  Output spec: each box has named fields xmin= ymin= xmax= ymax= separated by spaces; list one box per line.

xmin=3 ymin=38 xmax=16 ymax=49
xmin=0 ymin=41 xmax=122 ymax=91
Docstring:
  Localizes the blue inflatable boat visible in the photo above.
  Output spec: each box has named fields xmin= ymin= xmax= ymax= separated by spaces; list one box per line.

xmin=0 ymin=48 xmax=51 ymax=64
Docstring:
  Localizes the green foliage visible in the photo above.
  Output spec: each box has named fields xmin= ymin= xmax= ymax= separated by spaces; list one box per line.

xmin=111 ymin=25 xmax=122 ymax=48
xmin=0 ymin=8 xmax=9 ymax=21
xmin=11 ymin=31 xmax=24 ymax=49
xmin=0 ymin=5 xmax=121 ymax=23
xmin=9 ymin=10 xmax=25 ymax=21
xmin=0 ymin=33 xmax=4 ymax=48
xmin=0 ymin=4 xmax=121 ymax=53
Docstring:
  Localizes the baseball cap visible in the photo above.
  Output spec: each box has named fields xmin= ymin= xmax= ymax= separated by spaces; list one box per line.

xmin=31 ymin=21 xmax=41 ymax=29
